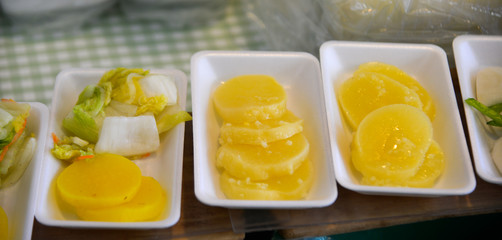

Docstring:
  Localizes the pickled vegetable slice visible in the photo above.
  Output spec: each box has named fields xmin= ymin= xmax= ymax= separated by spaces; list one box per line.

xmin=219 ymin=110 xmax=303 ymax=146
xmin=213 ymin=75 xmax=287 ymax=123
xmin=75 ymin=176 xmax=167 ymax=222
xmin=355 ymin=62 xmax=435 ymax=120
xmin=220 ymin=159 xmax=313 ymax=200
xmin=217 ymin=133 xmax=309 ymax=181
xmin=56 ymin=154 xmax=142 ymax=209
xmin=352 ymin=104 xmax=433 ymax=181
xmin=338 ymin=71 xmax=423 ymax=130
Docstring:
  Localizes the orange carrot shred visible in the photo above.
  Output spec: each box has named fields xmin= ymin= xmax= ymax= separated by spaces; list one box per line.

xmin=1 ymin=99 xmax=15 ymax=102
xmin=52 ymin=132 xmax=59 ymax=145
xmin=0 ymin=119 xmax=27 ymax=162
xmin=77 ymin=155 xmax=94 ymax=160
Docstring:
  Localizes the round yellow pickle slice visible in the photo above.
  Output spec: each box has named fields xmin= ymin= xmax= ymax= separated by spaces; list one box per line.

xmin=56 ymin=154 xmax=142 ymax=209
xmin=352 ymin=104 xmax=433 ymax=181
xmin=75 ymin=176 xmax=167 ymax=222
xmin=216 ymin=133 xmax=309 ymax=181
xmin=338 ymin=71 xmax=423 ymax=130
xmin=213 ymin=75 xmax=287 ymax=123
xmin=220 ymin=159 xmax=314 ymax=200
xmin=355 ymin=61 xmax=435 ymax=120
xmin=362 ymin=141 xmax=445 ymax=188
xmin=403 ymin=140 xmax=445 ymax=187
xmin=0 ymin=206 xmax=7 ymax=240
xmin=219 ymin=110 xmax=303 ymax=146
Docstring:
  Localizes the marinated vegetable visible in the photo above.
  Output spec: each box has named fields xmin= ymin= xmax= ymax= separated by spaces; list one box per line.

xmin=75 ymin=176 xmax=166 ymax=222
xmin=465 ymin=66 xmax=502 ymax=173
xmin=0 ymin=206 xmax=7 ymax=239
xmin=213 ymin=75 xmax=313 ymax=200
xmin=57 ymin=154 xmax=142 ymax=209
xmin=57 ymin=154 xmax=167 ymax=222
xmin=338 ymin=62 xmax=443 ymax=188
xmin=52 ymin=67 xmax=191 ymax=160
xmin=0 ymin=99 xmax=36 ymax=188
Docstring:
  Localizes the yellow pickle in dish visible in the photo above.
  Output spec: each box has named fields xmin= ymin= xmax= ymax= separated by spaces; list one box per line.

xmin=56 ymin=154 xmax=167 ymax=222
xmin=0 ymin=99 xmax=37 ymax=189
xmin=213 ymin=75 xmax=313 ymax=200
xmin=0 ymin=206 xmax=7 ymax=239
xmin=338 ymin=62 xmax=444 ymax=188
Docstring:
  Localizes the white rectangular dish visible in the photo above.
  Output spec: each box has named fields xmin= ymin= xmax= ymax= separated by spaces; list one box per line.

xmin=0 ymin=102 xmax=48 ymax=240
xmin=453 ymin=35 xmax=502 ymax=185
xmin=320 ymin=40 xmax=476 ymax=196
xmin=191 ymin=51 xmax=337 ymax=208
xmin=35 ymin=68 xmax=187 ymax=229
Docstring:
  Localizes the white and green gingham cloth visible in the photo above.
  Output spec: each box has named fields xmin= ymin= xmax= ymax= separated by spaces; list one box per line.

xmin=0 ymin=1 xmax=266 ymax=111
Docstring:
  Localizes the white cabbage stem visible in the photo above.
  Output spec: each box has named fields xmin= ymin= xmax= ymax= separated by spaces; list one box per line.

xmin=95 ymin=115 xmax=160 ymax=157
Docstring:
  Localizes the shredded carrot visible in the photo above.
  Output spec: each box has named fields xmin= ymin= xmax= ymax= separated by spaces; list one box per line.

xmin=77 ymin=155 xmax=95 ymax=160
xmin=141 ymin=152 xmax=151 ymax=158
xmin=0 ymin=119 xmax=27 ymax=162
xmin=1 ymin=99 xmax=14 ymax=102
xmin=52 ymin=132 xmax=59 ymax=145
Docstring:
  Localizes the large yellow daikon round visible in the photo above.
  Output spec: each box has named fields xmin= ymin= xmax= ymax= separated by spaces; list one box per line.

xmin=75 ymin=176 xmax=167 ymax=222
xmin=362 ymin=141 xmax=445 ymax=188
xmin=220 ymin=159 xmax=314 ymax=200
xmin=217 ymin=133 xmax=309 ymax=181
xmin=352 ymin=104 xmax=433 ymax=181
xmin=0 ymin=206 xmax=7 ymax=240
xmin=213 ymin=75 xmax=287 ymax=123
xmin=56 ymin=154 xmax=142 ymax=209
xmin=338 ymin=71 xmax=423 ymax=130
xmin=219 ymin=110 xmax=303 ymax=146
xmin=355 ymin=61 xmax=435 ymax=120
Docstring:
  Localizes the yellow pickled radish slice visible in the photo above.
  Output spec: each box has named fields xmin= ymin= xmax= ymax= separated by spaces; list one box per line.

xmin=0 ymin=206 xmax=7 ymax=240
xmin=217 ymin=133 xmax=309 ymax=181
xmin=362 ymin=141 xmax=445 ymax=187
xmin=220 ymin=159 xmax=314 ymax=200
xmin=355 ymin=61 xmax=436 ymax=120
xmin=352 ymin=104 xmax=433 ymax=181
xmin=213 ymin=75 xmax=287 ymax=123
xmin=75 ymin=176 xmax=167 ymax=222
xmin=56 ymin=154 xmax=142 ymax=209
xmin=219 ymin=110 xmax=303 ymax=146
xmin=338 ymin=71 xmax=423 ymax=130
xmin=402 ymin=140 xmax=444 ymax=187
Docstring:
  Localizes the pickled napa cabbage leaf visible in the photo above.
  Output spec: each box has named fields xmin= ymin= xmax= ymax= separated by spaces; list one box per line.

xmin=53 ymin=68 xmax=191 ymax=160
xmin=0 ymin=100 xmax=36 ymax=188
xmin=0 ymin=100 xmax=30 ymax=158
xmin=51 ymin=135 xmax=94 ymax=161
xmin=95 ymin=116 xmax=160 ymax=157
xmin=156 ymin=105 xmax=192 ymax=134
xmin=99 ymin=68 xmax=149 ymax=105
xmin=62 ymin=84 xmax=109 ymax=143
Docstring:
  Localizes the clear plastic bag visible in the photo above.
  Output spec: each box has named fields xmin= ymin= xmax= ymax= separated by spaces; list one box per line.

xmin=246 ymin=0 xmax=502 ymax=61
xmin=0 ymin=0 xmax=116 ymax=32
xmin=119 ymin=0 xmax=227 ymax=29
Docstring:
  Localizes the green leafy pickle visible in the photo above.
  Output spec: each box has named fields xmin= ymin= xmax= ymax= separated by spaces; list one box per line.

xmin=465 ymin=98 xmax=502 ymax=127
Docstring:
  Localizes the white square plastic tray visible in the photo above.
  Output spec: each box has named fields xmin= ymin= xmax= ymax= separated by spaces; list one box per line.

xmin=35 ymin=68 xmax=187 ymax=228
xmin=453 ymin=35 xmax=502 ymax=185
xmin=191 ymin=51 xmax=337 ymax=208
xmin=320 ymin=40 xmax=476 ymax=196
xmin=0 ymin=102 xmax=48 ymax=240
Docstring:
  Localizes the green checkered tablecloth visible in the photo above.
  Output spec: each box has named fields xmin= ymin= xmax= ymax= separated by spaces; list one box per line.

xmin=0 ymin=0 xmax=266 ymax=111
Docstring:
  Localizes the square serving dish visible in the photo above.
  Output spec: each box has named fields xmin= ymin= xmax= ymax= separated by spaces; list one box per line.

xmin=35 ymin=68 xmax=187 ymax=229
xmin=320 ymin=40 xmax=476 ymax=196
xmin=191 ymin=51 xmax=337 ymax=208
xmin=453 ymin=35 xmax=502 ymax=185
xmin=0 ymin=102 xmax=48 ymax=240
